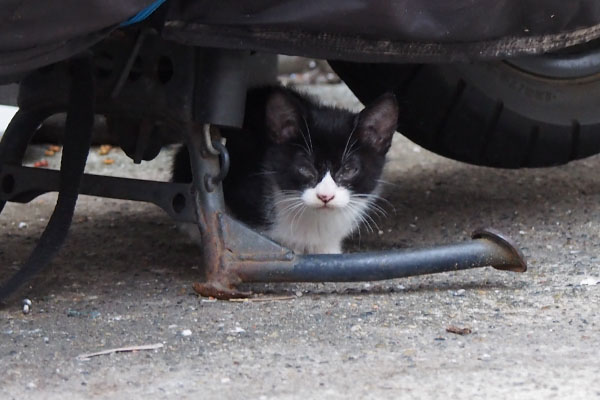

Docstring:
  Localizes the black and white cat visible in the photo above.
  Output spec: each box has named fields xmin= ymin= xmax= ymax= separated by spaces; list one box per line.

xmin=173 ymin=86 xmax=398 ymax=254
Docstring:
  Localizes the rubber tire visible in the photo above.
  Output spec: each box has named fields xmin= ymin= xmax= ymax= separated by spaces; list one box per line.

xmin=329 ymin=60 xmax=600 ymax=168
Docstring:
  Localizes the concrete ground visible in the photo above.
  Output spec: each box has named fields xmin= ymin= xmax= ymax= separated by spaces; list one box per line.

xmin=1 ymin=84 xmax=599 ymax=399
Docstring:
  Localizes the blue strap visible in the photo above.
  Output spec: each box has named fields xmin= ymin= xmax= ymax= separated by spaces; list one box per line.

xmin=120 ymin=0 xmax=168 ymax=26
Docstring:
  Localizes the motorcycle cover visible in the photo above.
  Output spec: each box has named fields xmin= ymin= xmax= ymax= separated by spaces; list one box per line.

xmin=2 ymin=0 xmax=600 ymax=78
xmin=165 ymin=0 xmax=600 ymax=62
xmin=0 ymin=0 xmax=156 ymax=79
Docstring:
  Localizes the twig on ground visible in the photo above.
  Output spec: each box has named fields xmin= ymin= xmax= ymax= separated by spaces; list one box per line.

xmin=446 ymin=326 xmax=472 ymax=335
xmin=76 ymin=343 xmax=164 ymax=360
xmin=229 ymin=296 xmax=296 ymax=302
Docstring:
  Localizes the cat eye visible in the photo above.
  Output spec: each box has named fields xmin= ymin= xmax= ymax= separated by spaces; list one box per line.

xmin=339 ymin=164 xmax=359 ymax=180
xmin=297 ymin=166 xmax=315 ymax=179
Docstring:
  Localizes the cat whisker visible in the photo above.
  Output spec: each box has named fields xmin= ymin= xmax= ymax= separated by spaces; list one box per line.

xmin=363 ymin=212 xmax=381 ymax=232
xmin=355 ymin=193 xmax=394 ymax=205
xmin=341 ymin=120 xmax=358 ymax=162
xmin=249 ymin=171 xmax=278 ymax=177
xmin=278 ymin=202 xmax=304 ymax=217
xmin=357 ymin=201 xmax=389 ymax=217
xmin=302 ymin=116 xmax=314 ymax=154
xmin=348 ymin=196 xmax=388 ymax=216
xmin=345 ymin=203 xmax=374 ymax=233
xmin=354 ymin=219 xmax=362 ymax=241
xmin=289 ymin=204 xmax=306 ymax=236
xmin=358 ymin=214 xmax=374 ymax=233
xmin=351 ymin=194 xmax=396 ymax=212
xmin=376 ymin=179 xmax=400 ymax=188
xmin=290 ymin=142 xmax=312 ymax=156
xmin=343 ymin=139 xmax=359 ymax=162
xmin=350 ymin=201 xmax=389 ymax=230
xmin=274 ymin=197 xmax=303 ymax=206
xmin=341 ymin=206 xmax=362 ymax=240
xmin=272 ymin=190 xmax=303 ymax=202
xmin=351 ymin=193 xmax=388 ymax=201
xmin=352 ymin=201 xmax=383 ymax=232
xmin=296 ymin=207 xmax=307 ymax=233
xmin=274 ymin=202 xmax=301 ymax=211
xmin=276 ymin=189 xmax=303 ymax=195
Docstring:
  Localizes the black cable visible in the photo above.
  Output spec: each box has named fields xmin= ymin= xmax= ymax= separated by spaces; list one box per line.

xmin=0 ymin=55 xmax=95 ymax=302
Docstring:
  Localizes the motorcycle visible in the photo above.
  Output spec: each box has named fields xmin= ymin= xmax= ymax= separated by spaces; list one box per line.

xmin=2 ymin=0 xmax=598 ymax=298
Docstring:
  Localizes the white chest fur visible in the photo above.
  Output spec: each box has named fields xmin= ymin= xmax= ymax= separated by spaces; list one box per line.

xmin=267 ymin=205 xmax=365 ymax=254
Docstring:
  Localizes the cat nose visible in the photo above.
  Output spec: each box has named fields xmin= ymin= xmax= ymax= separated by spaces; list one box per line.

xmin=317 ymin=193 xmax=335 ymax=203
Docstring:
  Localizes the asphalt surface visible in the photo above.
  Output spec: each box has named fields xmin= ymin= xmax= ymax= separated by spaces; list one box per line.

xmin=1 ymin=84 xmax=599 ymax=399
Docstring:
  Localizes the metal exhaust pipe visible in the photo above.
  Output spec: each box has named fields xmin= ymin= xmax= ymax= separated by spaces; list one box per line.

xmin=233 ymin=228 xmax=526 ymax=284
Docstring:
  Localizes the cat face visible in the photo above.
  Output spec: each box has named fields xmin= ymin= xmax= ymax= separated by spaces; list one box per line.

xmin=263 ymin=89 xmax=398 ymax=211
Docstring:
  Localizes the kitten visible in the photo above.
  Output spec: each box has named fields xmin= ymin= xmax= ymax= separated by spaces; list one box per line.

xmin=173 ymin=86 xmax=398 ymax=254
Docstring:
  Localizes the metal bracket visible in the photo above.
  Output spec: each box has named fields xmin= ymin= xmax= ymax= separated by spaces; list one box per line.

xmin=0 ymin=165 xmax=196 ymax=223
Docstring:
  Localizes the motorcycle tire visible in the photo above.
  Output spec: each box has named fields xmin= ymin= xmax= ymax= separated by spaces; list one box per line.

xmin=330 ymin=47 xmax=600 ymax=168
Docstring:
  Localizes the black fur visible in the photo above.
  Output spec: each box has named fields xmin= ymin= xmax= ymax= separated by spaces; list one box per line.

xmin=172 ymin=86 xmax=398 ymax=228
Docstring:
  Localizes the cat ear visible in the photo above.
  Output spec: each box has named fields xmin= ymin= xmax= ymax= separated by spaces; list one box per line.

xmin=265 ymin=91 xmax=302 ymax=144
xmin=356 ymin=93 xmax=399 ymax=154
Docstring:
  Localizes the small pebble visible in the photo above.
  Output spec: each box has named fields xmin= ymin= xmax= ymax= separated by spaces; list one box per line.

xmin=580 ymin=278 xmax=600 ymax=286
xmin=22 ymin=299 xmax=32 ymax=315
xmin=181 ymin=329 xmax=192 ymax=337
xmin=89 ymin=311 xmax=101 ymax=319
xmin=98 ymin=145 xmax=112 ymax=155
xmin=18 ymin=222 xmax=28 ymax=229
xmin=67 ymin=309 xmax=81 ymax=317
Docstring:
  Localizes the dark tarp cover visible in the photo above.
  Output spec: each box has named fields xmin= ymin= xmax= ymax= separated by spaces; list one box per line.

xmin=168 ymin=0 xmax=600 ymax=42
xmin=164 ymin=0 xmax=600 ymax=62
xmin=0 ymin=0 xmax=155 ymax=79
xmin=3 ymin=0 xmax=600 ymax=78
